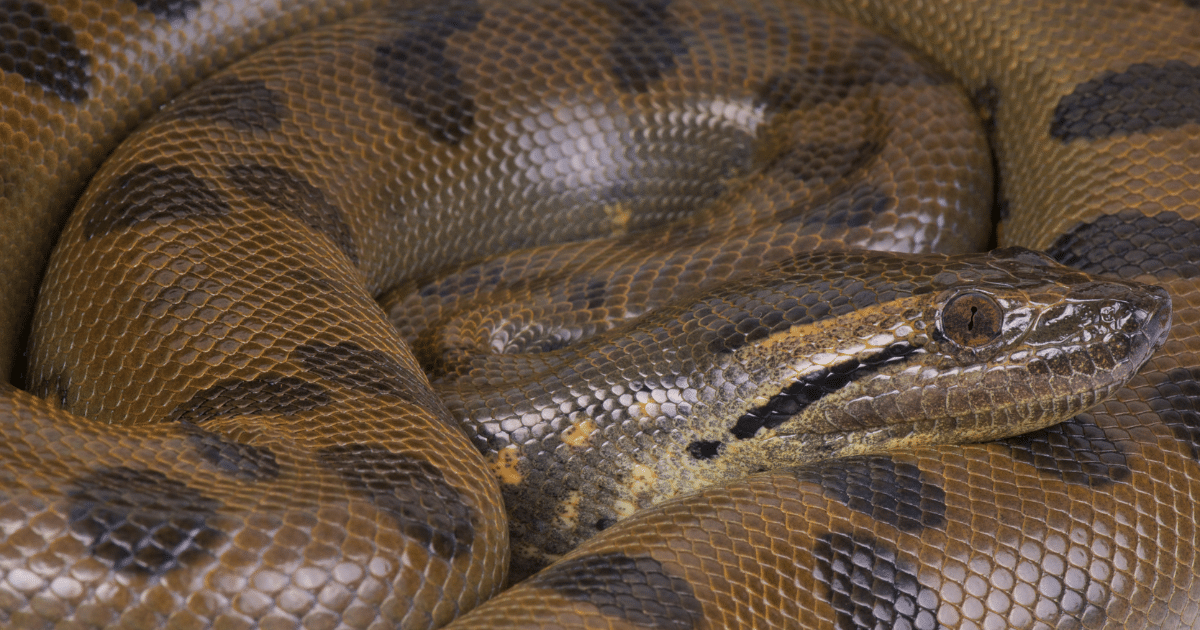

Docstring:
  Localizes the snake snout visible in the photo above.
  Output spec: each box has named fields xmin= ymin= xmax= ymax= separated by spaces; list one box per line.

xmin=1049 ymin=280 xmax=1173 ymax=373
xmin=1126 ymin=283 xmax=1172 ymax=356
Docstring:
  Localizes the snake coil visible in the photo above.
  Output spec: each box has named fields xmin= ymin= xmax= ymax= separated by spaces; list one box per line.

xmin=0 ymin=0 xmax=1198 ymax=629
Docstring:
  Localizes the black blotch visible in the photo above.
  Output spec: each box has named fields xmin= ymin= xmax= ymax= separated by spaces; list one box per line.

xmin=604 ymin=0 xmax=689 ymax=93
xmin=595 ymin=517 xmax=617 ymax=531
xmin=66 ymin=467 xmax=224 ymax=577
xmin=1046 ymin=209 xmax=1200 ymax=281
xmin=1001 ymin=414 xmax=1132 ymax=487
xmin=731 ymin=343 xmax=917 ymax=439
xmin=180 ymin=422 xmax=281 ymax=482
xmin=756 ymin=36 xmax=942 ymax=113
xmin=813 ymin=532 xmax=939 ymax=630
xmin=291 ymin=341 xmax=422 ymax=403
xmin=1141 ymin=366 xmax=1200 ymax=462
xmin=1050 ymin=61 xmax=1200 ymax=141
xmin=686 ymin=440 xmax=722 ymax=460
xmin=0 ymin=0 xmax=90 ymax=102
xmin=797 ymin=456 xmax=946 ymax=533
xmin=168 ymin=376 xmax=332 ymax=424
xmin=132 ymin=0 xmax=197 ymax=22
xmin=373 ymin=1 xmax=483 ymax=144
xmin=226 ymin=163 xmax=359 ymax=264
xmin=163 ymin=75 xmax=285 ymax=133
xmin=318 ymin=445 xmax=474 ymax=559
xmin=527 ymin=552 xmax=704 ymax=629
xmin=82 ymin=163 xmax=230 ymax=240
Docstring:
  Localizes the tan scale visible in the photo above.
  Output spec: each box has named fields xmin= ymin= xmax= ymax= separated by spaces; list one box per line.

xmin=0 ymin=0 xmax=1194 ymax=629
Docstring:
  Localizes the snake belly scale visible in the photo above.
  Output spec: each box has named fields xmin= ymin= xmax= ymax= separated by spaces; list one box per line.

xmin=0 ymin=1 xmax=1195 ymax=630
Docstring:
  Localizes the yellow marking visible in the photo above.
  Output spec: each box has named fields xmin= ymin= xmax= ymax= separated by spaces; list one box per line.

xmin=612 ymin=499 xmax=636 ymax=518
xmin=604 ymin=202 xmax=633 ymax=235
xmin=561 ymin=419 xmax=596 ymax=447
xmin=556 ymin=490 xmax=582 ymax=531
xmin=487 ymin=446 xmax=523 ymax=486
xmin=746 ymin=296 xmax=927 ymax=357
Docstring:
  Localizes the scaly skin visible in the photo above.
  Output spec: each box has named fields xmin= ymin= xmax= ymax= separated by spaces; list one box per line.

xmin=0 ymin=0 xmax=1195 ymax=628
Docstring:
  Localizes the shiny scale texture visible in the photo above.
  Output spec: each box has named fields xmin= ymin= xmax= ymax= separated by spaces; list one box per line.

xmin=0 ymin=0 xmax=1197 ymax=629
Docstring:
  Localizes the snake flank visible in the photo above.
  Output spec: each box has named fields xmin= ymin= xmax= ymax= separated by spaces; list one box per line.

xmin=0 ymin=0 xmax=1196 ymax=628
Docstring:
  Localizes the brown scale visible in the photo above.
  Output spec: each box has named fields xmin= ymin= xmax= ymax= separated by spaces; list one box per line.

xmin=430 ymin=248 xmax=1168 ymax=580
xmin=0 ymin=1 xmax=1196 ymax=630
xmin=444 ymin=0 xmax=1200 ymax=628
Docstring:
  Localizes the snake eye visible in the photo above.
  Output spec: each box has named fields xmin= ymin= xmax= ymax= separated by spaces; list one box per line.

xmin=940 ymin=292 xmax=1003 ymax=347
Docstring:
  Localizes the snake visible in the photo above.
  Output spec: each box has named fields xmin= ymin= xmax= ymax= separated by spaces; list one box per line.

xmin=0 ymin=0 xmax=1195 ymax=628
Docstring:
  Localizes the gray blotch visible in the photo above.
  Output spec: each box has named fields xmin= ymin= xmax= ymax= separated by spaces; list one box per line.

xmin=226 ymin=163 xmax=359 ymax=265
xmin=132 ymin=0 xmax=197 ymax=22
xmin=318 ymin=445 xmax=475 ymax=559
xmin=66 ymin=467 xmax=225 ymax=577
xmin=813 ymin=532 xmax=939 ymax=630
xmin=82 ymin=163 xmax=231 ymax=240
xmin=604 ymin=0 xmax=690 ymax=93
xmin=0 ymin=0 xmax=90 ymax=102
xmin=163 ymin=75 xmax=285 ymax=133
xmin=373 ymin=1 xmax=483 ymax=144
xmin=168 ymin=375 xmax=332 ymax=424
xmin=1050 ymin=61 xmax=1200 ymax=141
xmin=181 ymin=422 xmax=281 ymax=482
xmin=796 ymin=455 xmax=946 ymax=533
xmin=527 ymin=552 xmax=705 ymax=629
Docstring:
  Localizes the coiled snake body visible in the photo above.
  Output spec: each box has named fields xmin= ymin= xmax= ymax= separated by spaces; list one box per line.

xmin=0 ymin=0 xmax=1196 ymax=628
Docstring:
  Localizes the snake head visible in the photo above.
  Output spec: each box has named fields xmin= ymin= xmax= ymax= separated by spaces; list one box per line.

xmin=717 ymin=246 xmax=1171 ymax=467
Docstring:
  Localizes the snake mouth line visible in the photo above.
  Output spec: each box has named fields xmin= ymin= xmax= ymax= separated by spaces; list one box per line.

xmin=753 ymin=381 xmax=1122 ymax=464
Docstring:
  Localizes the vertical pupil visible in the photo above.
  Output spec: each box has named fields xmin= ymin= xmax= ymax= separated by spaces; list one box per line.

xmin=968 ymin=305 xmax=978 ymax=331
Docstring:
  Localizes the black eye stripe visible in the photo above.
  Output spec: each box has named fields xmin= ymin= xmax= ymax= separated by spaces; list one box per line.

xmin=730 ymin=342 xmax=918 ymax=440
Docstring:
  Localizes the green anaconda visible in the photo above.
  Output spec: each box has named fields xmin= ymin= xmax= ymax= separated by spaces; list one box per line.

xmin=0 ymin=0 xmax=1195 ymax=628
